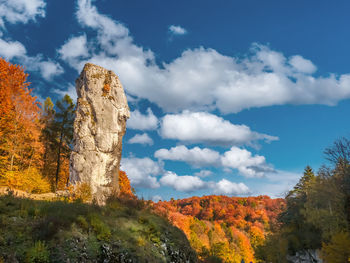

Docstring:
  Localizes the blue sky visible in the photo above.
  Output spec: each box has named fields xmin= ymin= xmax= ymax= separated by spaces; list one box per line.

xmin=1 ymin=0 xmax=350 ymax=201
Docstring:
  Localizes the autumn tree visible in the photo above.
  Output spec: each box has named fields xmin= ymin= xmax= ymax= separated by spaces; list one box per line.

xmin=118 ymin=170 xmax=135 ymax=198
xmin=0 ymin=58 xmax=43 ymax=173
xmin=0 ymin=58 xmax=50 ymax=193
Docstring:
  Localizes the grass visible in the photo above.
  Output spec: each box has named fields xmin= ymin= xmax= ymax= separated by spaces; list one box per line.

xmin=0 ymin=194 xmax=197 ymax=262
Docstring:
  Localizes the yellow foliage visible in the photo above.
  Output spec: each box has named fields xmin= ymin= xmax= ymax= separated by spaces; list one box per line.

xmin=0 ymin=168 xmax=50 ymax=193
xmin=66 ymin=182 xmax=92 ymax=203
xmin=322 ymin=231 xmax=350 ymax=263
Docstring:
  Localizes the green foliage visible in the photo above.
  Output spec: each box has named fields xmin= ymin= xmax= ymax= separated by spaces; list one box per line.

xmin=26 ymin=241 xmax=50 ymax=263
xmin=89 ymin=214 xmax=111 ymax=241
xmin=42 ymin=95 xmax=75 ymax=190
xmin=0 ymin=195 xmax=197 ymax=262
xmin=258 ymin=137 xmax=350 ymax=261
xmin=321 ymin=231 xmax=350 ymax=263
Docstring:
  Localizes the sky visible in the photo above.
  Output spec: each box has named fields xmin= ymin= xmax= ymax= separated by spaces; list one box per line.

xmin=1 ymin=0 xmax=350 ymax=201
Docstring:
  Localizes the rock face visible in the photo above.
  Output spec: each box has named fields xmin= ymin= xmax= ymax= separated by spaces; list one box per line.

xmin=70 ymin=63 xmax=130 ymax=204
xmin=287 ymin=249 xmax=323 ymax=263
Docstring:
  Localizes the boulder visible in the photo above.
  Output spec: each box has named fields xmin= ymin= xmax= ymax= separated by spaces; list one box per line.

xmin=70 ymin=63 xmax=129 ymax=204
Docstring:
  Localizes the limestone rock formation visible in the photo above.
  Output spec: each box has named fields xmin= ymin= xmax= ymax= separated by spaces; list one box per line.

xmin=70 ymin=63 xmax=130 ymax=204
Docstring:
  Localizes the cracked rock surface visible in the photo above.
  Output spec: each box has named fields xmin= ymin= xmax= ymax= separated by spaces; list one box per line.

xmin=70 ymin=63 xmax=130 ymax=204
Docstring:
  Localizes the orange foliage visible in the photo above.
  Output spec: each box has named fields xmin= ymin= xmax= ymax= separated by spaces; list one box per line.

xmin=153 ymin=195 xmax=285 ymax=262
xmin=0 ymin=58 xmax=43 ymax=173
xmin=118 ymin=170 xmax=135 ymax=198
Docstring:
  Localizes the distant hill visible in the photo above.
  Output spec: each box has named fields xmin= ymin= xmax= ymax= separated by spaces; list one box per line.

xmin=153 ymin=195 xmax=285 ymax=263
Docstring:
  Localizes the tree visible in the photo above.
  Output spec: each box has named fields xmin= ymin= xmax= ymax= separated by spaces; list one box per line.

xmin=322 ymin=231 xmax=350 ymax=263
xmin=42 ymin=95 xmax=75 ymax=190
xmin=53 ymin=95 xmax=75 ymax=190
xmin=0 ymin=58 xmax=43 ymax=174
xmin=279 ymin=166 xmax=321 ymax=254
xmin=41 ymin=97 xmax=57 ymax=185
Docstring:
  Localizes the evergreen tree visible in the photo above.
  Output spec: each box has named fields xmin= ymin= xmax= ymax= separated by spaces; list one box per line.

xmin=41 ymin=95 xmax=75 ymax=190
xmin=53 ymin=95 xmax=75 ymax=190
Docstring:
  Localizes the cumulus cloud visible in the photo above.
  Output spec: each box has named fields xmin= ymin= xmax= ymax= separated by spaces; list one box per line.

xmin=159 ymin=171 xmax=250 ymax=194
xmin=0 ymin=0 xmax=46 ymax=28
xmin=120 ymin=157 xmax=162 ymax=188
xmin=194 ymin=170 xmax=213 ymax=178
xmin=160 ymin=111 xmax=278 ymax=146
xmin=57 ymin=0 xmax=350 ymax=114
xmin=155 ymin=145 xmax=220 ymax=167
xmin=212 ymin=179 xmax=250 ymax=195
xmin=221 ymin=147 xmax=274 ymax=177
xmin=128 ymin=133 xmax=154 ymax=145
xmin=35 ymin=60 xmax=64 ymax=81
xmin=58 ymin=34 xmax=89 ymax=67
xmin=127 ymin=108 xmax=158 ymax=130
xmin=169 ymin=25 xmax=187 ymax=35
xmin=0 ymin=38 xmax=26 ymax=59
xmin=160 ymin=172 xmax=208 ymax=192
xmin=0 ymin=38 xmax=64 ymax=80
xmin=155 ymin=145 xmax=273 ymax=178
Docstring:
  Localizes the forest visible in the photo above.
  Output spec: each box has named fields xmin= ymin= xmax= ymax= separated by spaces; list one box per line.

xmin=1 ymin=57 xmax=350 ymax=262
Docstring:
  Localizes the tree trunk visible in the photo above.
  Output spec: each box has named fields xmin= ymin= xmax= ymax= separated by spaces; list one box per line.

xmin=55 ymin=131 xmax=63 ymax=191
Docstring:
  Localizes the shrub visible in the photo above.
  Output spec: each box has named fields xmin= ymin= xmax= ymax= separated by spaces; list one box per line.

xmin=67 ymin=182 xmax=92 ymax=203
xmin=0 ymin=168 xmax=50 ymax=194
xmin=25 ymin=241 xmax=50 ymax=263
xmin=90 ymin=214 xmax=111 ymax=241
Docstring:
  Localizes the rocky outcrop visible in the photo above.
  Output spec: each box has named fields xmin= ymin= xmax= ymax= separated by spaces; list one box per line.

xmin=287 ymin=249 xmax=323 ymax=263
xmin=70 ymin=63 xmax=129 ymax=204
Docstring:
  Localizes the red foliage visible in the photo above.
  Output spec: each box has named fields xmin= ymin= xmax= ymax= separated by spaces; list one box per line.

xmin=153 ymin=195 xmax=285 ymax=262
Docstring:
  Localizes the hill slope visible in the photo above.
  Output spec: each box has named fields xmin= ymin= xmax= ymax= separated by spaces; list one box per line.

xmin=153 ymin=195 xmax=285 ymax=263
xmin=0 ymin=195 xmax=197 ymax=262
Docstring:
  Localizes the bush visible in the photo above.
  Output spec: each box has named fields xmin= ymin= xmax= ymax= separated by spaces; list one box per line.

xmin=322 ymin=231 xmax=350 ymax=263
xmin=26 ymin=241 xmax=50 ymax=263
xmin=90 ymin=214 xmax=111 ymax=241
xmin=0 ymin=168 xmax=50 ymax=194
xmin=66 ymin=182 xmax=92 ymax=203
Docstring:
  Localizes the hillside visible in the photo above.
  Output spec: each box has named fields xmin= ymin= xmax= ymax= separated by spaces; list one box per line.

xmin=153 ymin=195 xmax=285 ymax=262
xmin=0 ymin=194 xmax=197 ymax=262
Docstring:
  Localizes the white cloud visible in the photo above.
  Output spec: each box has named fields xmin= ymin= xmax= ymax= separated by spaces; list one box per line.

xmin=160 ymin=171 xmax=207 ymax=192
xmin=159 ymin=171 xmax=250 ymax=195
xmin=212 ymin=179 xmax=250 ymax=195
xmin=121 ymin=157 xmax=162 ymax=188
xmin=76 ymin=0 xmax=128 ymax=39
xmin=160 ymin=111 xmax=278 ymax=146
xmin=194 ymin=170 xmax=213 ymax=178
xmin=289 ymin=55 xmax=316 ymax=74
xmin=151 ymin=195 xmax=162 ymax=202
xmin=221 ymin=147 xmax=274 ymax=177
xmin=53 ymin=83 xmax=77 ymax=102
xmin=169 ymin=25 xmax=187 ymax=35
xmin=59 ymin=0 xmax=350 ymax=114
xmin=254 ymin=170 xmax=301 ymax=198
xmin=127 ymin=108 xmax=158 ymax=130
xmin=155 ymin=145 xmax=273 ymax=178
xmin=37 ymin=60 xmax=64 ymax=81
xmin=0 ymin=38 xmax=26 ymax=59
xmin=0 ymin=0 xmax=46 ymax=28
xmin=155 ymin=145 xmax=220 ymax=167
xmin=58 ymin=34 xmax=89 ymax=66
xmin=0 ymin=38 xmax=64 ymax=80
xmin=128 ymin=133 xmax=153 ymax=145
